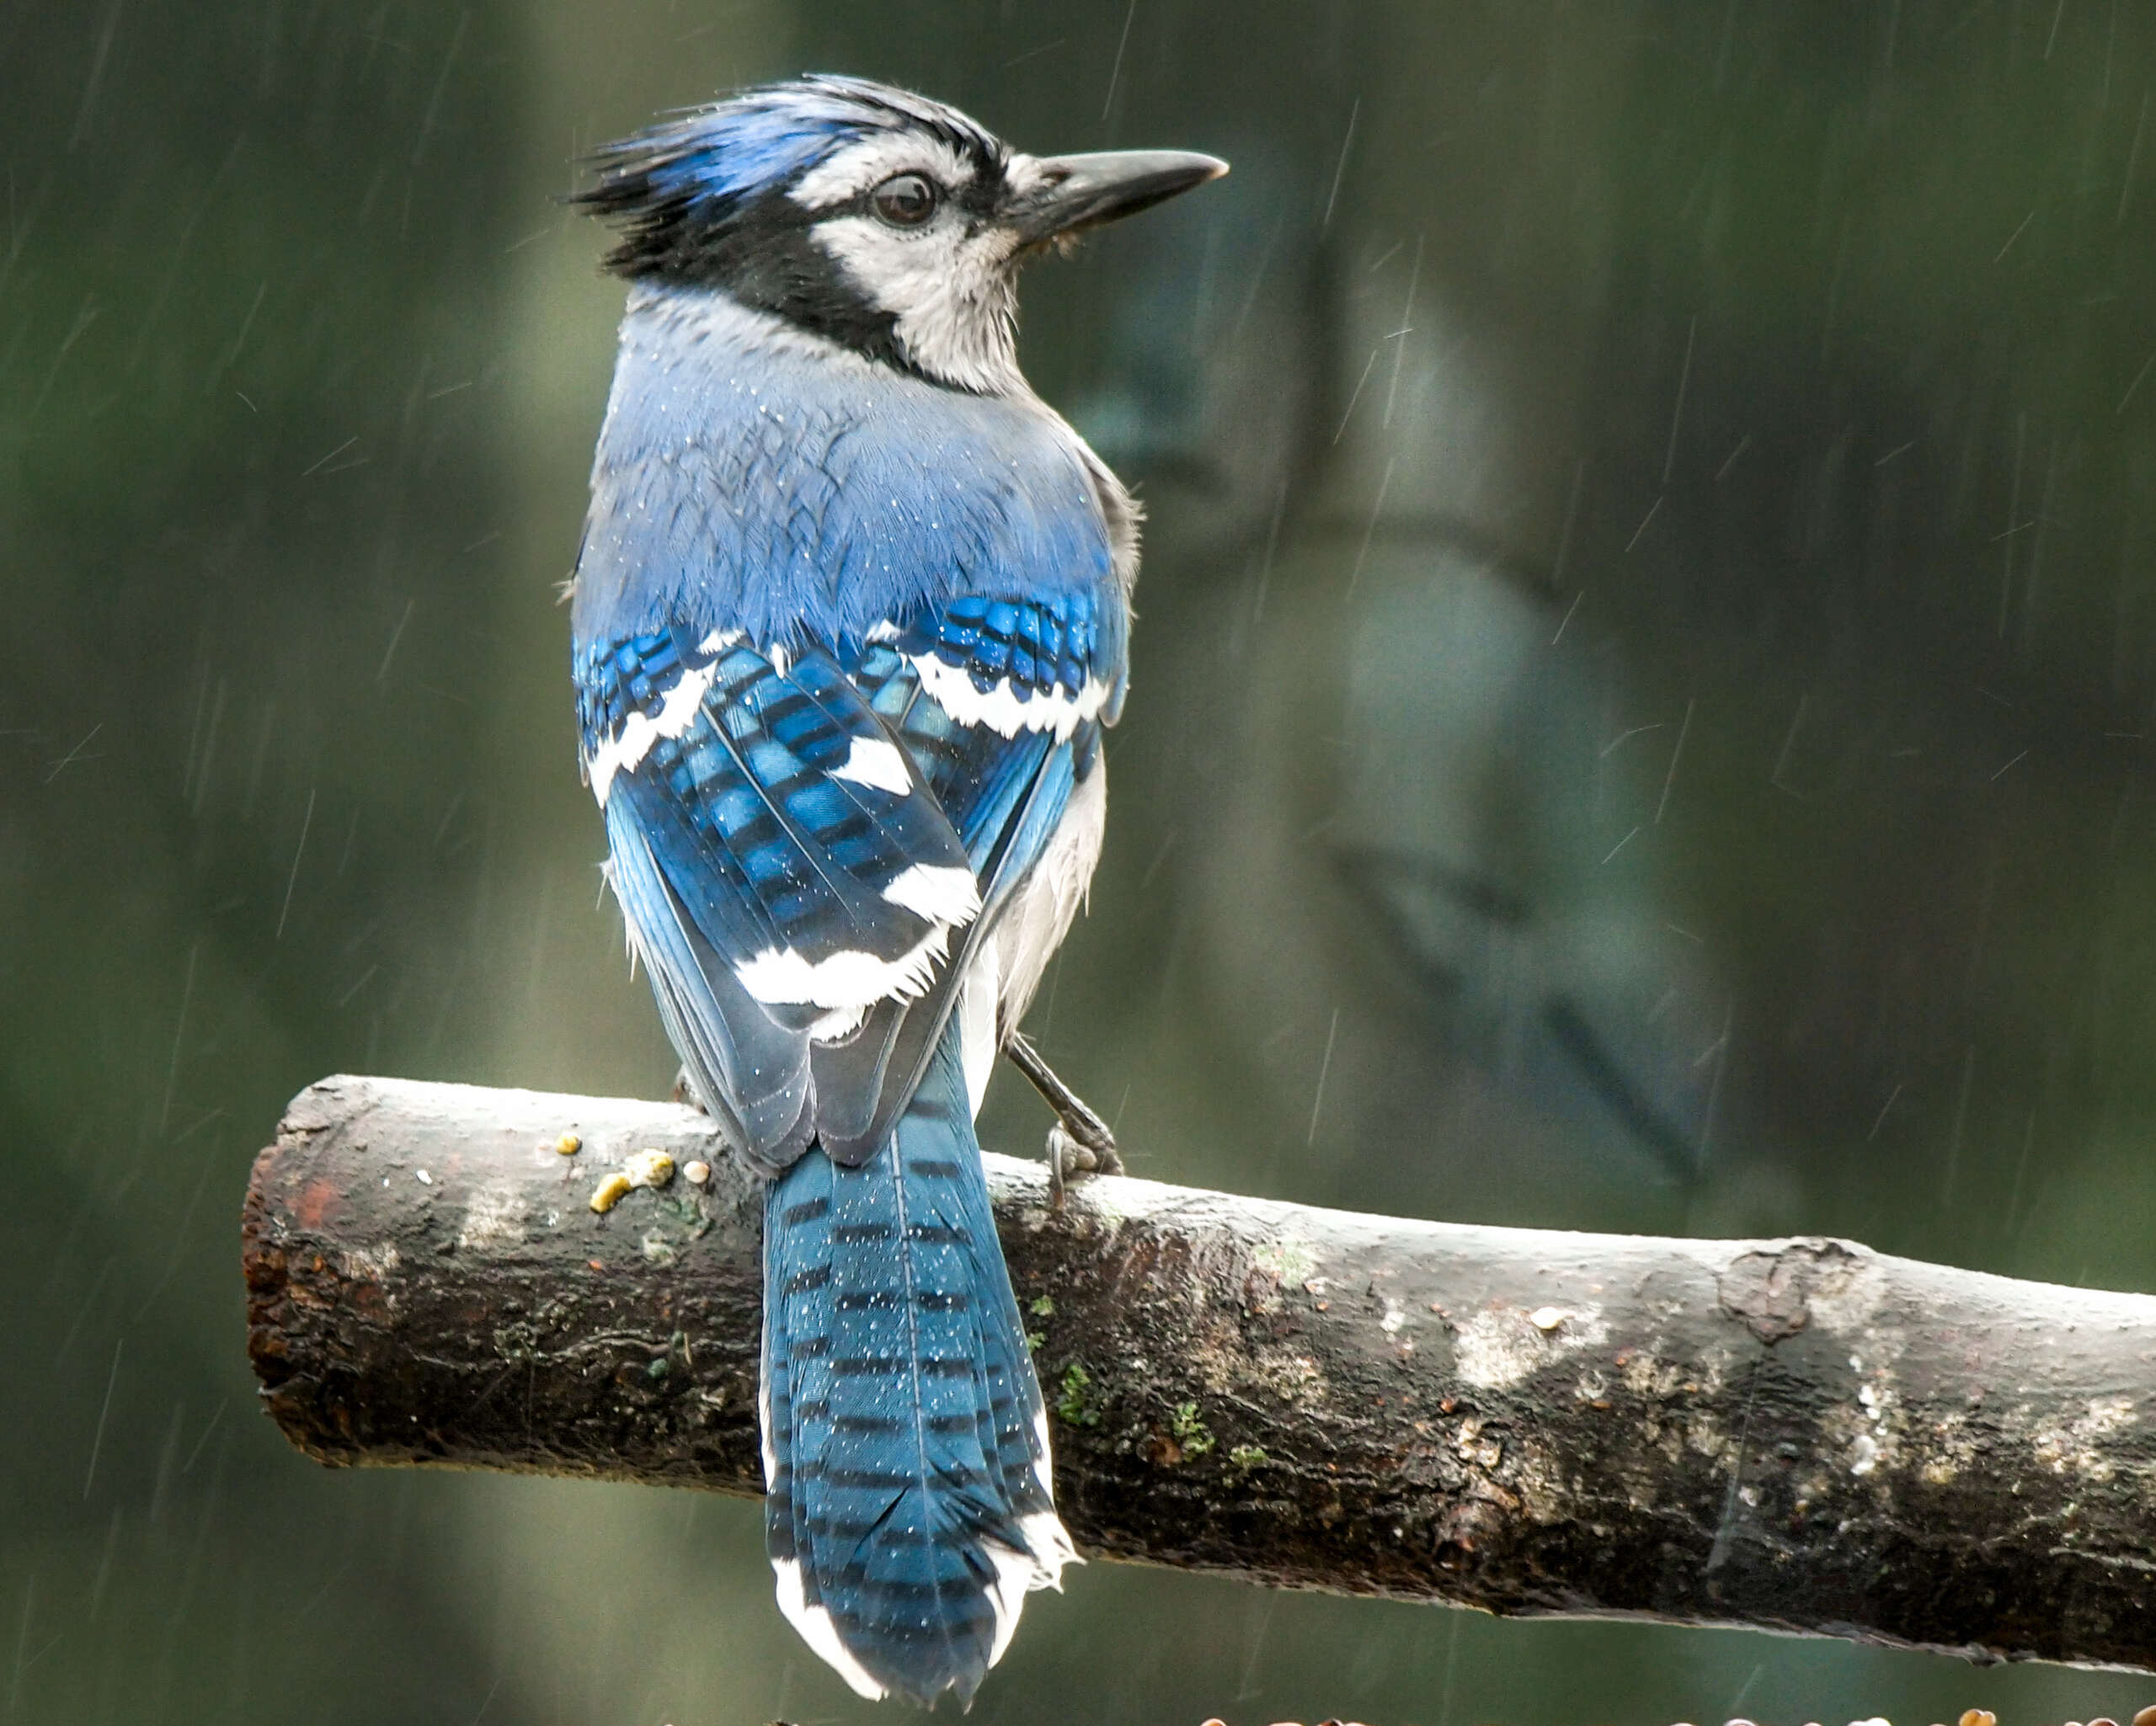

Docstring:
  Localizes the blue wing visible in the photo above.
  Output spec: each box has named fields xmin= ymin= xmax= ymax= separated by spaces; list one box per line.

xmin=579 ymin=624 xmax=979 ymax=1168
xmin=809 ymin=590 xmax=1117 ymax=1162
xmin=578 ymin=591 xmax=1118 ymax=1171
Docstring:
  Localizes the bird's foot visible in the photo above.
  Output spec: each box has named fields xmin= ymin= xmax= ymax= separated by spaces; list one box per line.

xmin=1047 ymin=1104 xmax=1121 ymax=1175
xmin=1045 ymin=1123 xmax=1124 ymax=1209
xmin=1006 ymin=1032 xmax=1122 ymax=1209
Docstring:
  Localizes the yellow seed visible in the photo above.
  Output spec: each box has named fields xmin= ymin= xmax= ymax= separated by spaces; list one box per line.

xmin=1958 ymin=1712 xmax=1997 ymax=1726
xmin=556 ymin=1133 xmax=582 ymax=1156
xmin=589 ymin=1172 xmax=634 ymax=1214
xmin=626 ymin=1148 xmax=675 ymax=1189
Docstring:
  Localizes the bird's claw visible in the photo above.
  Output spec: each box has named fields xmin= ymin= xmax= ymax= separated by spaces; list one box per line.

xmin=1045 ymin=1119 xmax=1122 ymax=1210
xmin=1001 ymin=1031 xmax=1123 ymax=1207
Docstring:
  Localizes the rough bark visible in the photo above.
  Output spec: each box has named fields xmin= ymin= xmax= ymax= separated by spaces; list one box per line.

xmin=244 ymin=1075 xmax=2156 ymax=1671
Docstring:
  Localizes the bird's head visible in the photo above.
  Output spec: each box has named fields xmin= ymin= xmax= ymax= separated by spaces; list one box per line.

xmin=575 ymin=75 xmax=1226 ymax=395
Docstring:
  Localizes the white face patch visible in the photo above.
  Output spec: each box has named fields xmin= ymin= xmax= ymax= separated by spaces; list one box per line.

xmin=791 ymin=129 xmax=1023 ymax=392
xmin=908 ymin=652 xmax=1112 ymax=740
xmin=828 ymin=734 xmax=913 ymax=796
xmin=811 ymin=210 xmax=1026 ymax=394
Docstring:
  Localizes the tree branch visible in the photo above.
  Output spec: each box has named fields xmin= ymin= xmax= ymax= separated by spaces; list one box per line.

xmin=243 ymin=1076 xmax=2156 ymax=1672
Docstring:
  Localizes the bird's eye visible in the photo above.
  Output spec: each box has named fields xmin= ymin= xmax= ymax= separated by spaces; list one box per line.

xmin=870 ymin=173 xmax=939 ymax=228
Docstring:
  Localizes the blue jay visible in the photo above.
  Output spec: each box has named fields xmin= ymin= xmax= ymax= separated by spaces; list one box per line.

xmin=568 ymin=77 xmax=1223 ymax=1707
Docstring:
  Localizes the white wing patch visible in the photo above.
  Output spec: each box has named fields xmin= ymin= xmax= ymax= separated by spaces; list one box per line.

xmin=807 ymin=1001 xmax=871 ymax=1043
xmin=880 ymin=861 xmax=981 ymax=924
xmin=829 ymin=734 xmax=914 ymax=796
xmin=583 ymin=630 xmax=742 ymax=809
xmin=734 ymin=919 xmax=958 ymax=1011
xmin=908 ymin=652 xmax=1112 ymax=741
xmin=584 ymin=657 xmax=721 ymax=808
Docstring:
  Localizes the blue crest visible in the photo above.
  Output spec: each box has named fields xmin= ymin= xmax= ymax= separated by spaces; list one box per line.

xmin=576 ymin=74 xmax=1004 ymax=278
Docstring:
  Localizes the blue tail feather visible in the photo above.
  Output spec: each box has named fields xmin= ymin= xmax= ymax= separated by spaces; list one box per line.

xmin=762 ymin=1017 xmax=1071 ymax=1707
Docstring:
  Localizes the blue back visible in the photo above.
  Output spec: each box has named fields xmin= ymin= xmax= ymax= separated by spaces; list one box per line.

xmin=574 ymin=286 xmax=1120 ymax=655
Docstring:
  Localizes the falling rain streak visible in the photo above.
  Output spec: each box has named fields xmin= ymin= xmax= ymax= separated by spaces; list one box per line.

xmin=5 ymin=3 xmax=2154 ymax=1723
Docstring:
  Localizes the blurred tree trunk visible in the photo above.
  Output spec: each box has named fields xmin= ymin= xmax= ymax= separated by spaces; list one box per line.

xmin=246 ymin=1076 xmax=2156 ymax=1672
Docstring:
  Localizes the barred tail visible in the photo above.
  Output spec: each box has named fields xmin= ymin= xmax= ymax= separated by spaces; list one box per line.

xmin=761 ymin=1016 xmax=1075 ymax=1707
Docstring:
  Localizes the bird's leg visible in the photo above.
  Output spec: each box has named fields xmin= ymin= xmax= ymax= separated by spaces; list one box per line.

xmin=1003 ymin=1032 xmax=1123 ymax=1207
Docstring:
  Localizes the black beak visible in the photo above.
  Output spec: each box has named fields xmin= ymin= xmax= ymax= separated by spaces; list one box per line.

xmin=1008 ymin=149 xmax=1228 ymax=245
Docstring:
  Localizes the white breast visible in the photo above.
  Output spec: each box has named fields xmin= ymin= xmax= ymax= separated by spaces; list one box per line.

xmin=953 ymin=762 xmax=1109 ymax=1118
xmin=996 ymin=763 xmax=1108 ymax=1031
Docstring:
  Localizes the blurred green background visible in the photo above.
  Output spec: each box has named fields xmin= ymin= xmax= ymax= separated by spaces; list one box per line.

xmin=6 ymin=2 xmax=2156 ymax=1721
